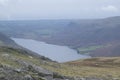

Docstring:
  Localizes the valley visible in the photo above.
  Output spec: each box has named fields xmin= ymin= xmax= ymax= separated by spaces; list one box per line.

xmin=12 ymin=38 xmax=89 ymax=62
xmin=0 ymin=16 xmax=120 ymax=57
xmin=0 ymin=16 xmax=120 ymax=80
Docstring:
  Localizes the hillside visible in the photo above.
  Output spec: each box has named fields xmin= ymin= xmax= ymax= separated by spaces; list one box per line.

xmin=0 ymin=46 xmax=120 ymax=80
xmin=65 ymin=57 xmax=120 ymax=79
xmin=0 ymin=16 xmax=120 ymax=47
xmin=49 ymin=16 xmax=120 ymax=47
xmin=0 ymin=33 xmax=69 ymax=80
xmin=0 ymin=33 xmax=120 ymax=80
xmin=0 ymin=32 xmax=17 ymax=47
xmin=91 ymin=43 xmax=120 ymax=57
xmin=0 ymin=46 xmax=64 ymax=80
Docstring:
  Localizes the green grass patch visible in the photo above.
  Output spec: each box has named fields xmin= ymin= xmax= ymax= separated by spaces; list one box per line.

xmin=77 ymin=44 xmax=111 ymax=54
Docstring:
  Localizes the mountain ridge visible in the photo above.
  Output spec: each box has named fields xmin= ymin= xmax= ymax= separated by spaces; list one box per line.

xmin=0 ymin=16 xmax=120 ymax=57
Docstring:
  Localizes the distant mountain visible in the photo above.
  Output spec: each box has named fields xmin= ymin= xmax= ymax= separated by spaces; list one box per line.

xmin=49 ymin=16 xmax=120 ymax=47
xmin=91 ymin=43 xmax=120 ymax=57
xmin=0 ymin=32 xmax=17 ymax=46
xmin=0 ymin=16 xmax=120 ymax=57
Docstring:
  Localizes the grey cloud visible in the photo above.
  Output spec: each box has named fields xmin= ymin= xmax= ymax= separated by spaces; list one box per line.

xmin=0 ymin=0 xmax=120 ymax=20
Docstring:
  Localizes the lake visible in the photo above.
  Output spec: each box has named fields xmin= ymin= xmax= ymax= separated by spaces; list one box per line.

xmin=12 ymin=38 xmax=90 ymax=62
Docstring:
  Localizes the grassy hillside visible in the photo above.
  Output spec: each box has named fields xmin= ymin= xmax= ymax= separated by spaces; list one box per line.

xmin=0 ymin=46 xmax=72 ymax=80
xmin=0 ymin=46 xmax=120 ymax=80
xmin=65 ymin=57 xmax=120 ymax=79
xmin=90 ymin=43 xmax=120 ymax=57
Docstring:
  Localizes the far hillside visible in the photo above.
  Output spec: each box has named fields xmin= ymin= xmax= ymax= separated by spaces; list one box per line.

xmin=0 ymin=32 xmax=17 ymax=47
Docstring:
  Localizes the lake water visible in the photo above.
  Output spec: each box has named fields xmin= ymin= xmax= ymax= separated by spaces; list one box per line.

xmin=12 ymin=38 xmax=90 ymax=62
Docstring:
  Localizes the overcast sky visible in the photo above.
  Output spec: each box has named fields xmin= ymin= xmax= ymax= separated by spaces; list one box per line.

xmin=0 ymin=0 xmax=120 ymax=20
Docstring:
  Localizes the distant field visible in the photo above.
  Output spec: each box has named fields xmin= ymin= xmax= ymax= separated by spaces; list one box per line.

xmin=77 ymin=45 xmax=106 ymax=54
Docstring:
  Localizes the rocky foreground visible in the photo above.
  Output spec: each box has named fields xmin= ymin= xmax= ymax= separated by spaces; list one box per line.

xmin=1 ymin=64 xmax=119 ymax=80
xmin=0 ymin=47 xmax=120 ymax=80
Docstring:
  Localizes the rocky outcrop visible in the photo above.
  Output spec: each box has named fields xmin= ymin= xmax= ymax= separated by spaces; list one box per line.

xmin=0 ymin=63 xmax=119 ymax=80
xmin=0 ymin=63 xmax=70 ymax=80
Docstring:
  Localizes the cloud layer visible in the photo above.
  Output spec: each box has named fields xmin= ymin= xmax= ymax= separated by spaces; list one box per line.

xmin=0 ymin=0 xmax=120 ymax=20
xmin=102 ymin=5 xmax=119 ymax=12
xmin=0 ymin=0 xmax=9 ymax=6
